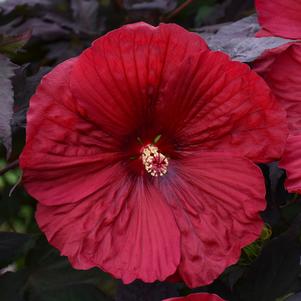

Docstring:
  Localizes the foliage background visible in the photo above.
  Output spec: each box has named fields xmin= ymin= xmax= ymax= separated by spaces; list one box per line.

xmin=0 ymin=1 xmax=301 ymax=300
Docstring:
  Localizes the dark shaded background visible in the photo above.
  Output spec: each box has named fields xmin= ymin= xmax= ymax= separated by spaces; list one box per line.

xmin=1 ymin=1 xmax=301 ymax=301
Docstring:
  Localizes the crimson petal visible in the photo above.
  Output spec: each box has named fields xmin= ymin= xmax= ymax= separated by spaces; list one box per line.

xmin=253 ymin=44 xmax=301 ymax=193
xmin=256 ymin=0 xmax=301 ymax=39
xmin=157 ymin=51 xmax=287 ymax=162
xmin=70 ymin=22 xmax=208 ymax=138
xmin=164 ymin=293 xmax=225 ymax=301
xmin=20 ymin=59 xmax=125 ymax=206
xmin=253 ymin=43 xmax=301 ymax=132
xmin=36 ymin=176 xmax=181 ymax=283
xmin=161 ymin=152 xmax=265 ymax=287
xmin=20 ymin=23 xmax=274 ymax=288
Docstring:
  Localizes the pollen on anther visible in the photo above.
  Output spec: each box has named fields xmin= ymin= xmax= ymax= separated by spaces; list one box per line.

xmin=141 ymin=144 xmax=168 ymax=177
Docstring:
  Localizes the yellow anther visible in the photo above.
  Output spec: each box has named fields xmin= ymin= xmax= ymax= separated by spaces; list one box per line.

xmin=141 ymin=144 xmax=168 ymax=177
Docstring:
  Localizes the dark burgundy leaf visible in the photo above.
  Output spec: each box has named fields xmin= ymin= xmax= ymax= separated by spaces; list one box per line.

xmin=71 ymin=0 xmax=103 ymax=34
xmin=235 ymin=214 xmax=301 ymax=301
xmin=0 ymin=54 xmax=17 ymax=157
xmin=45 ymin=41 xmax=84 ymax=63
xmin=123 ymin=0 xmax=177 ymax=12
xmin=29 ymin=285 xmax=111 ymax=301
xmin=215 ymin=0 xmax=253 ymax=23
xmin=0 ymin=185 xmax=22 ymax=227
xmin=24 ymin=237 xmax=112 ymax=301
xmin=12 ymin=66 xmax=51 ymax=130
xmin=0 ymin=270 xmax=28 ymax=301
xmin=267 ymin=162 xmax=289 ymax=207
xmin=0 ymin=2 xmax=83 ymax=40
xmin=10 ymin=18 xmax=70 ymax=41
xmin=0 ymin=0 xmax=51 ymax=14
xmin=116 ymin=280 xmax=179 ymax=301
xmin=0 ymin=232 xmax=33 ymax=268
xmin=202 ymin=15 xmax=294 ymax=62
xmin=287 ymin=292 xmax=301 ymax=301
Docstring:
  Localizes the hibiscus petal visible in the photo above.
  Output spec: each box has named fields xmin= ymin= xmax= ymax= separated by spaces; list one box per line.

xmin=70 ymin=22 xmax=208 ymax=138
xmin=160 ymin=152 xmax=265 ymax=287
xmin=164 ymin=293 xmax=224 ymax=301
xmin=36 ymin=176 xmax=180 ymax=283
xmin=157 ymin=51 xmax=287 ymax=163
xmin=20 ymin=59 xmax=125 ymax=206
xmin=253 ymin=43 xmax=301 ymax=132
xmin=255 ymin=0 xmax=301 ymax=39
xmin=253 ymin=44 xmax=301 ymax=193
xmin=279 ymin=134 xmax=301 ymax=193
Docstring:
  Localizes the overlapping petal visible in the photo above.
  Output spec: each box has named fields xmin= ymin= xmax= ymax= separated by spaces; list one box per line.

xmin=160 ymin=152 xmax=265 ymax=287
xmin=70 ymin=22 xmax=208 ymax=138
xmin=255 ymin=0 xmax=301 ymax=39
xmin=36 ymin=176 xmax=181 ymax=283
xmin=157 ymin=51 xmax=287 ymax=163
xmin=253 ymin=43 xmax=301 ymax=193
xmin=20 ymin=58 xmax=126 ymax=206
xmin=253 ymin=43 xmax=301 ymax=132
xmin=164 ymin=293 xmax=225 ymax=301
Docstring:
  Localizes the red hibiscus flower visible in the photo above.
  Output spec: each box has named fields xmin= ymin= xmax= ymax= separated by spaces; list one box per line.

xmin=163 ymin=293 xmax=225 ymax=301
xmin=256 ymin=0 xmax=301 ymax=39
xmin=254 ymin=0 xmax=301 ymax=193
xmin=20 ymin=22 xmax=287 ymax=288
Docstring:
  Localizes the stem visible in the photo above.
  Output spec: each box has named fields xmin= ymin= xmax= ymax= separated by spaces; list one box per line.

xmin=162 ymin=0 xmax=193 ymax=21
xmin=0 ymin=159 xmax=19 ymax=176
